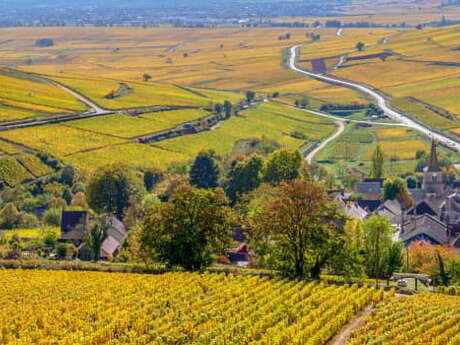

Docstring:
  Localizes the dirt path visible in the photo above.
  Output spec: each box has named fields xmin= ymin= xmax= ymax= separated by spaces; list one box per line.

xmin=327 ymin=304 xmax=373 ymax=345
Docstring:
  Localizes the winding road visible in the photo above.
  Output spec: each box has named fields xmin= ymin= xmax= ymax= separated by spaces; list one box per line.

xmin=288 ymin=44 xmax=460 ymax=152
xmin=44 ymin=79 xmax=110 ymax=115
xmin=305 ymin=120 xmax=345 ymax=164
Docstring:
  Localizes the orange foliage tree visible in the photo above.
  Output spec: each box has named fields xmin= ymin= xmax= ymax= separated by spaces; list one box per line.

xmin=407 ymin=240 xmax=459 ymax=275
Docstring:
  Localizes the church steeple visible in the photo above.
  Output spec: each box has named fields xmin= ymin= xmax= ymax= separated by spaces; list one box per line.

xmin=427 ymin=140 xmax=441 ymax=172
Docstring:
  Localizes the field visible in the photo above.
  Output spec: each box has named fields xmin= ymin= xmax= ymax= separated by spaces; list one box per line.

xmin=156 ymin=102 xmax=336 ymax=158
xmin=328 ymin=25 xmax=460 ymax=122
xmin=347 ymin=293 xmax=460 ymax=345
xmin=0 ymin=68 xmax=86 ymax=120
xmin=0 ymin=227 xmax=60 ymax=239
xmin=314 ymin=123 xmax=448 ymax=177
xmin=68 ymin=109 xmax=211 ymax=139
xmin=0 ymin=269 xmax=387 ymax=345
xmin=0 ymin=102 xmax=336 ymax=172
xmin=0 ymin=125 xmax=125 ymax=157
xmin=0 ymin=153 xmax=54 ymax=186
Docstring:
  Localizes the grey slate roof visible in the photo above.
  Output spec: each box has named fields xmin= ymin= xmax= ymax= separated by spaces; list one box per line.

xmin=400 ymin=214 xmax=447 ymax=245
xmin=101 ymin=216 xmax=127 ymax=257
xmin=355 ymin=182 xmax=381 ymax=195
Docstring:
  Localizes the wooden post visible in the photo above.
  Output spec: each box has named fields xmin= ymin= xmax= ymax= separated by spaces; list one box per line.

xmin=415 ymin=278 xmax=418 ymax=291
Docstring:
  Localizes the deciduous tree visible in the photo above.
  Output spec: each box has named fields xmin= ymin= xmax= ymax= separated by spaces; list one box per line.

xmin=141 ymin=187 xmax=234 ymax=270
xmin=87 ymin=164 xmax=139 ymax=219
xmin=251 ymin=179 xmax=346 ymax=278
xmin=263 ymin=149 xmax=302 ymax=184
xmin=189 ymin=151 xmax=220 ymax=189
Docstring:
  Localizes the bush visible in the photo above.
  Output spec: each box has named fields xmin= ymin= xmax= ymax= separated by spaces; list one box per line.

xmin=18 ymin=213 xmax=40 ymax=228
xmin=43 ymin=208 xmax=62 ymax=227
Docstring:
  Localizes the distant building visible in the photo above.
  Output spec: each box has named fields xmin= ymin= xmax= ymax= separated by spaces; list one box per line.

xmin=60 ymin=210 xmax=89 ymax=245
xmin=60 ymin=210 xmax=127 ymax=260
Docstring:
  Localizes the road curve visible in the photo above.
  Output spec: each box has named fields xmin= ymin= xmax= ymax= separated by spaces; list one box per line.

xmin=305 ymin=120 xmax=345 ymax=163
xmin=44 ymin=79 xmax=110 ymax=115
xmin=289 ymin=45 xmax=460 ymax=152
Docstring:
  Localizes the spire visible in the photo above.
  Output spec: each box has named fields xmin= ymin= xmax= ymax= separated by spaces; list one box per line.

xmin=427 ymin=140 xmax=441 ymax=172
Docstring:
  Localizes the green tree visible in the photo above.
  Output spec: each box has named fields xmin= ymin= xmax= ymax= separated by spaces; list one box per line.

xmin=143 ymin=168 xmax=163 ymax=192
xmin=251 ymin=179 xmax=346 ymax=278
xmin=223 ymin=100 xmax=233 ymax=118
xmin=386 ymin=242 xmax=404 ymax=277
xmin=363 ymin=215 xmax=394 ymax=278
xmin=143 ymin=73 xmax=152 ymax=82
xmin=245 ymin=90 xmax=256 ymax=103
xmin=356 ymin=42 xmax=365 ymax=51
xmin=0 ymin=203 xmax=20 ymax=229
xmin=86 ymin=217 xmax=109 ymax=262
xmin=370 ymin=145 xmax=385 ymax=178
xmin=383 ymin=177 xmax=413 ymax=208
xmin=140 ymin=187 xmax=234 ymax=270
xmin=62 ymin=188 xmax=73 ymax=205
xmin=43 ymin=208 xmax=62 ymax=227
xmin=87 ymin=165 xmax=138 ymax=219
xmin=214 ymin=103 xmax=223 ymax=114
xmin=263 ymin=149 xmax=302 ymax=184
xmin=61 ymin=165 xmax=76 ymax=186
xmin=189 ymin=151 xmax=220 ymax=189
xmin=437 ymin=250 xmax=451 ymax=287
xmin=226 ymin=155 xmax=264 ymax=202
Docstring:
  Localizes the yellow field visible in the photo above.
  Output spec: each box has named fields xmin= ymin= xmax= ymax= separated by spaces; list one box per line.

xmin=374 ymin=127 xmax=412 ymax=140
xmin=365 ymin=139 xmax=429 ymax=160
xmin=330 ymin=24 xmax=460 ymax=118
xmin=0 ymin=269 xmax=387 ymax=345
xmin=0 ymin=68 xmax=86 ymax=120
xmin=68 ymin=109 xmax=210 ymax=139
xmin=0 ymin=125 xmax=125 ymax=157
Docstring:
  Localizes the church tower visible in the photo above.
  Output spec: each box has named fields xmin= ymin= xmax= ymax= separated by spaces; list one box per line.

xmin=423 ymin=140 xmax=444 ymax=199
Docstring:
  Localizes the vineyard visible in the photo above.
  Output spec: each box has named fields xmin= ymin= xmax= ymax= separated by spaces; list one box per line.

xmin=347 ymin=293 xmax=460 ymax=345
xmin=0 ymin=270 xmax=388 ymax=345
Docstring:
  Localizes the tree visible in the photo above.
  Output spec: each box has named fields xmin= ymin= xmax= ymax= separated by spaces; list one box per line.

xmin=370 ymin=145 xmax=385 ymax=178
xmin=356 ymin=42 xmax=365 ymax=51
xmin=87 ymin=164 xmax=139 ymax=219
xmin=86 ymin=217 xmax=109 ymax=262
xmin=43 ymin=208 xmax=62 ymax=227
xmin=71 ymin=191 xmax=88 ymax=209
xmin=0 ymin=203 xmax=20 ymax=229
xmin=245 ymin=91 xmax=256 ymax=103
xmin=386 ymin=242 xmax=404 ymax=277
xmin=226 ymin=155 xmax=264 ymax=202
xmin=263 ymin=149 xmax=302 ymax=184
xmin=251 ymin=179 xmax=346 ymax=278
xmin=143 ymin=168 xmax=163 ymax=192
xmin=140 ymin=187 xmax=234 ymax=270
xmin=223 ymin=100 xmax=233 ymax=118
xmin=62 ymin=188 xmax=73 ymax=205
xmin=363 ymin=215 xmax=394 ymax=278
xmin=214 ymin=103 xmax=223 ymax=114
xmin=61 ymin=165 xmax=76 ymax=186
xmin=383 ymin=177 xmax=413 ymax=208
xmin=189 ymin=151 xmax=220 ymax=189
xmin=436 ymin=250 xmax=451 ymax=287
xmin=142 ymin=73 xmax=152 ymax=82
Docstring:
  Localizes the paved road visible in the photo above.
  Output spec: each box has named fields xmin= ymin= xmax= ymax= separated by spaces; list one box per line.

xmin=282 ymin=104 xmax=408 ymax=127
xmin=289 ymin=45 xmax=460 ymax=152
xmin=44 ymin=79 xmax=111 ymax=115
xmin=305 ymin=120 xmax=345 ymax=164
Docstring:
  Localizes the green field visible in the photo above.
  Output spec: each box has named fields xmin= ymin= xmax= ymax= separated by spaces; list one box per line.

xmin=68 ymin=109 xmax=211 ymax=139
xmin=157 ymin=102 xmax=336 ymax=158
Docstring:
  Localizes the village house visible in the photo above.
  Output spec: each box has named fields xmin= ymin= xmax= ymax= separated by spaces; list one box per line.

xmin=59 ymin=210 xmax=128 ymax=260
